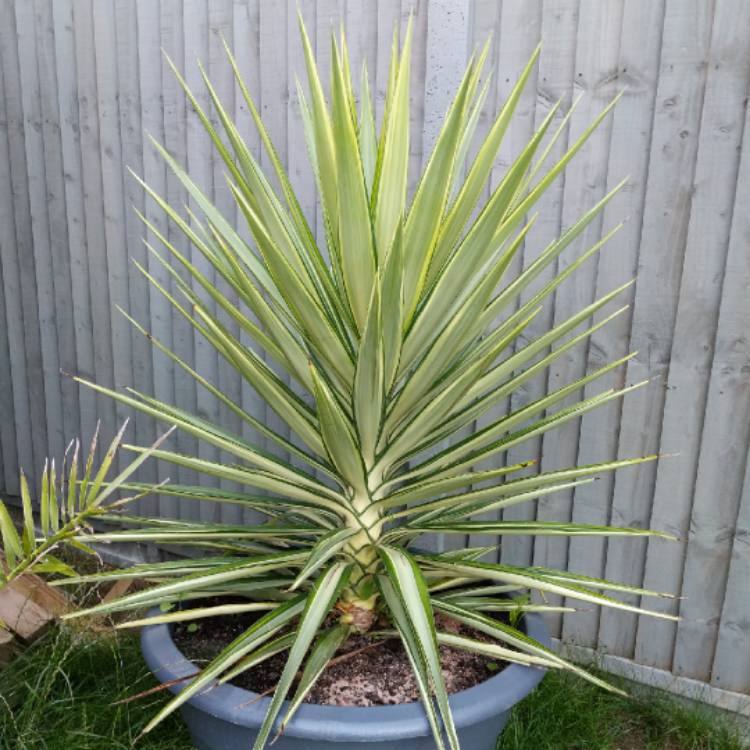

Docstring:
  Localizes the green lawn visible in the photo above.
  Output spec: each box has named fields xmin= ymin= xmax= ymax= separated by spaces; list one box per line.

xmin=0 ymin=627 xmax=189 ymax=750
xmin=498 ymin=666 xmax=747 ymax=750
xmin=0 ymin=626 xmax=745 ymax=749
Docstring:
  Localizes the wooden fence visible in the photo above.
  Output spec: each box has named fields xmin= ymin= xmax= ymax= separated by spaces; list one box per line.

xmin=0 ymin=0 xmax=748 ymax=710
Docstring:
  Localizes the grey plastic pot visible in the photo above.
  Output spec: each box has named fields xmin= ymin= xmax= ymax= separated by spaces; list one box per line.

xmin=140 ymin=609 xmax=550 ymax=750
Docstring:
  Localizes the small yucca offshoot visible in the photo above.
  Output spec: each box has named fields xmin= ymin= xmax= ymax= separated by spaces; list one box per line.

xmin=66 ymin=17 xmax=675 ymax=750
xmin=0 ymin=422 xmax=170 ymax=589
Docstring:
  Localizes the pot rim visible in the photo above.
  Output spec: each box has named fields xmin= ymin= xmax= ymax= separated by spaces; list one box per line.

xmin=141 ymin=607 xmax=549 ymax=742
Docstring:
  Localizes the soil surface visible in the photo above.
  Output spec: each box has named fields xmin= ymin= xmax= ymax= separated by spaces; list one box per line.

xmin=172 ymin=603 xmax=510 ymax=707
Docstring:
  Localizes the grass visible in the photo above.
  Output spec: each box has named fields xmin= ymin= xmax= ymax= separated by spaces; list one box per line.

xmin=0 ymin=627 xmax=190 ymax=750
xmin=0 ymin=625 xmax=745 ymax=749
xmin=498 ymin=669 xmax=748 ymax=750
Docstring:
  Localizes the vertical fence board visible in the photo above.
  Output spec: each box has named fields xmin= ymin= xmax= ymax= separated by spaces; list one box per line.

xmin=669 ymin=2 xmax=750 ymax=677
xmin=0 ymin=156 xmax=15 ymax=491
xmin=417 ymin=0 xmax=471 ymax=554
xmin=14 ymin=0 xmax=66 ymax=468
xmin=503 ymin=0 xmax=579 ymax=571
xmin=0 ymin=20 xmax=26 ymax=495
xmin=374 ymin=0 xmax=401 ymax=128
xmin=32 ymin=0 xmax=80 ymax=452
xmin=113 ymin=0 xmax=144 ymax=319
xmin=0 ymin=235 xmax=13 ymax=491
xmin=464 ymin=0 xmax=500 ymax=560
xmin=207 ymin=0 xmax=243 ymax=521
xmin=136 ymin=0 xmax=176 ymax=516
xmin=184 ymin=0 xmax=222 ymax=513
xmin=259 ymin=0 xmax=292 ymax=464
xmin=344 ymin=0 xmax=378 ymax=92
xmin=72 ymin=0 xmax=118 ymax=467
xmin=92 ymin=0 xmax=135 ymax=471
xmin=209 ymin=0 xmax=244 ymax=515
xmin=52 ymin=0 xmax=98 ymax=461
xmin=115 ymin=0 xmax=156 ymax=507
xmin=161 ymin=0 xmax=197 ymax=503
xmin=592 ymin=0 xmax=667 ymax=658
xmin=288 ymin=0 xmax=319 ymax=482
xmin=1 ymin=0 xmax=50 ymax=487
xmin=541 ymin=0 xmax=624 ymax=650
xmin=464 ymin=0 xmax=511 ymax=562
xmin=406 ymin=0 xmax=427 ymax=200
xmin=708 ymin=104 xmax=750 ymax=694
xmin=486 ymin=0 xmax=544 ymax=570
xmin=315 ymin=0 xmax=343 ymax=254
xmin=712 ymin=448 xmax=750 ymax=693
xmin=232 ymin=0 xmax=267 ymax=526
xmin=422 ymin=0 xmax=470 ymax=155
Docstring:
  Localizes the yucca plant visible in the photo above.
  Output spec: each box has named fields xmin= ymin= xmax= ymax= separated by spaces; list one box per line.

xmin=0 ymin=422 xmax=169 ymax=589
xmin=61 ymin=18 xmax=676 ymax=749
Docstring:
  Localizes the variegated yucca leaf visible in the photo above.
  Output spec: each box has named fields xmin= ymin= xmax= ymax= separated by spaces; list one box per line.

xmin=65 ymin=17 xmax=676 ymax=749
